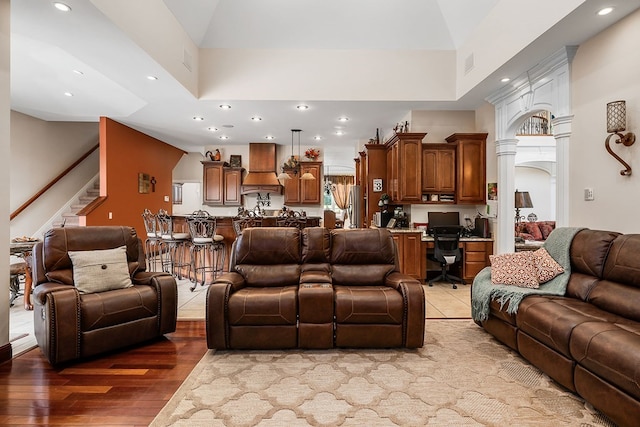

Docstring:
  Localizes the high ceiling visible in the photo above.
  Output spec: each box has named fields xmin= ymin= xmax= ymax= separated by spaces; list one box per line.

xmin=9 ymin=0 xmax=640 ymax=163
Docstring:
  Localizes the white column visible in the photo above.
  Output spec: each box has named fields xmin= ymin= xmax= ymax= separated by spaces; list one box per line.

xmin=552 ymin=115 xmax=573 ymax=227
xmin=496 ymin=138 xmax=519 ymax=254
xmin=1 ymin=0 xmax=11 ymax=353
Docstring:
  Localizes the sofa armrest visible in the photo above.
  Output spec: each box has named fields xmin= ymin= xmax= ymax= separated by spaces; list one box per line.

xmin=207 ymin=272 xmax=247 ymax=349
xmin=32 ymin=284 xmax=81 ymax=365
xmin=300 ymin=270 xmax=332 ymax=284
xmin=133 ymin=271 xmax=177 ymax=334
xmin=385 ymin=272 xmax=425 ymax=348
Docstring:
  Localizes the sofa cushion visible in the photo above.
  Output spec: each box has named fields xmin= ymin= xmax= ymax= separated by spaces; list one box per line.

xmin=334 ymin=286 xmax=403 ymax=324
xmin=539 ymin=222 xmax=555 ymax=240
xmin=68 ymin=246 xmax=133 ymax=294
xmin=227 ymin=286 xmax=298 ymax=326
xmin=235 ymin=264 xmax=301 ymax=287
xmin=489 ymin=252 xmax=539 ymax=288
xmin=517 ymin=296 xmax=630 ymax=358
xmin=80 ymin=285 xmax=158 ymax=331
xmin=570 ymin=321 xmax=640 ymax=401
xmin=570 ymin=229 xmax=619 ymax=278
xmin=234 ymin=227 xmax=301 ymax=265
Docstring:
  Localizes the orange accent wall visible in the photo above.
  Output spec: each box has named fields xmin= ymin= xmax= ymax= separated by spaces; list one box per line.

xmin=85 ymin=118 xmax=186 ymax=238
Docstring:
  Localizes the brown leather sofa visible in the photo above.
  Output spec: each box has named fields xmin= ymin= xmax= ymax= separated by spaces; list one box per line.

xmin=32 ymin=226 xmax=178 ymax=365
xmin=206 ymin=227 xmax=425 ymax=350
xmin=478 ymin=229 xmax=640 ymax=427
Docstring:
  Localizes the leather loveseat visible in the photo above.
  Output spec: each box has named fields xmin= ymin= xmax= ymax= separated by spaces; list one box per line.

xmin=477 ymin=229 xmax=640 ymax=427
xmin=206 ymin=227 xmax=425 ymax=350
xmin=31 ymin=226 xmax=178 ymax=365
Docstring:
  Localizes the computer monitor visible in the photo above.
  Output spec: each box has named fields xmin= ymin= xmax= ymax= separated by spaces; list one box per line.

xmin=427 ymin=212 xmax=460 ymax=234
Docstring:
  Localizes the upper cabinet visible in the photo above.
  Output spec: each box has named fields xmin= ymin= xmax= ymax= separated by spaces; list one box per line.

xmin=385 ymin=133 xmax=426 ymax=203
xmin=446 ymin=133 xmax=487 ymax=205
xmin=283 ymin=161 xmax=323 ymax=205
xmin=422 ymin=144 xmax=456 ymax=194
xmin=202 ymin=161 xmax=244 ymax=206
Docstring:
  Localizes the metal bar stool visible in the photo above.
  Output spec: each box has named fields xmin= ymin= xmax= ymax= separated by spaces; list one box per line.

xmin=157 ymin=209 xmax=191 ymax=279
xmin=187 ymin=210 xmax=225 ymax=291
xmin=141 ymin=209 xmax=163 ymax=272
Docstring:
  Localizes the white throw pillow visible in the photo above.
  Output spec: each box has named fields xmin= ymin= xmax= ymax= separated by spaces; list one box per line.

xmin=68 ymin=246 xmax=133 ymax=294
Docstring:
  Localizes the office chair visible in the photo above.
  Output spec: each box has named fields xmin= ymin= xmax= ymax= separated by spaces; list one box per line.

xmin=429 ymin=225 xmax=465 ymax=289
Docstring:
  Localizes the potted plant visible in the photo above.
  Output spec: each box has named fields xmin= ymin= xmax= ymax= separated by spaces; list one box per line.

xmin=379 ymin=193 xmax=390 ymax=206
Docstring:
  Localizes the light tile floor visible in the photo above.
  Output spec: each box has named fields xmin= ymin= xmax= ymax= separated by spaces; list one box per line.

xmin=9 ymin=278 xmax=472 ymax=358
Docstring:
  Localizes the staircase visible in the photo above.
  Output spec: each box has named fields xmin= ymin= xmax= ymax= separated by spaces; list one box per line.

xmin=52 ymin=179 xmax=100 ymax=228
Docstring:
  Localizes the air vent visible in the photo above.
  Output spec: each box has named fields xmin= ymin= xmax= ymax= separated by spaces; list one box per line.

xmin=464 ymin=53 xmax=474 ymax=74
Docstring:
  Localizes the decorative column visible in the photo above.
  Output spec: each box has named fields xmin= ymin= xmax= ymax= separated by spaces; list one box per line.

xmin=495 ymin=139 xmax=519 ymax=254
xmin=552 ymin=115 xmax=573 ymax=227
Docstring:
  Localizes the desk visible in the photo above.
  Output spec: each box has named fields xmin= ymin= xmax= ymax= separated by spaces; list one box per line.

xmin=389 ymin=230 xmax=493 ymax=283
xmin=10 ymin=240 xmax=39 ymax=310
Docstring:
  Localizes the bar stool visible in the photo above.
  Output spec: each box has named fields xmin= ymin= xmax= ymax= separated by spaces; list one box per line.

xmin=141 ymin=209 xmax=162 ymax=272
xmin=157 ymin=209 xmax=191 ymax=279
xmin=187 ymin=210 xmax=225 ymax=291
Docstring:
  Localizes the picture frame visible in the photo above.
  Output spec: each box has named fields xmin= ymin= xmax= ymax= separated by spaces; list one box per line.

xmin=229 ymin=155 xmax=242 ymax=168
xmin=386 ymin=218 xmax=397 ymax=229
xmin=138 ymin=173 xmax=150 ymax=194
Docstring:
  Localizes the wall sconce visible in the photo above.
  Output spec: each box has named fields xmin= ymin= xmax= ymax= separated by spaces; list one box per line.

xmin=606 ymin=100 xmax=636 ymax=176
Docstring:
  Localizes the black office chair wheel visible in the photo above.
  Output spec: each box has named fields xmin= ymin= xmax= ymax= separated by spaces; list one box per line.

xmin=452 ymin=283 xmax=457 ymax=289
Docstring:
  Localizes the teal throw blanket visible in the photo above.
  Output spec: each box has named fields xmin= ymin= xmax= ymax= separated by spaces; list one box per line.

xmin=471 ymin=227 xmax=585 ymax=322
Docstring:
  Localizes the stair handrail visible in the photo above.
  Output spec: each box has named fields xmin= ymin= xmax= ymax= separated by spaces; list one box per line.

xmin=10 ymin=143 xmax=100 ymax=221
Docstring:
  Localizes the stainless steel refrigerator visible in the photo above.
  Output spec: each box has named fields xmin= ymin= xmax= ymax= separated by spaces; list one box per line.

xmin=348 ymin=185 xmax=362 ymax=228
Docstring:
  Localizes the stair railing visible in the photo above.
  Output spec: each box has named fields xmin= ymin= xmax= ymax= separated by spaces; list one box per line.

xmin=10 ymin=143 xmax=99 ymax=221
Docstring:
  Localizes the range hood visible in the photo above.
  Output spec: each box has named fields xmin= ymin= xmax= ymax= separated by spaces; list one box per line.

xmin=241 ymin=143 xmax=282 ymax=195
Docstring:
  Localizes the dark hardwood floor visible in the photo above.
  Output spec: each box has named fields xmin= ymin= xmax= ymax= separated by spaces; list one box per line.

xmin=0 ymin=321 xmax=207 ymax=426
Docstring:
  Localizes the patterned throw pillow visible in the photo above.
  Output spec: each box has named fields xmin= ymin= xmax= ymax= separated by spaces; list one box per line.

xmin=532 ymin=248 xmax=564 ymax=283
xmin=489 ymin=252 xmax=539 ymax=288
xmin=539 ymin=222 xmax=556 ymax=240
xmin=524 ymin=222 xmax=544 ymax=240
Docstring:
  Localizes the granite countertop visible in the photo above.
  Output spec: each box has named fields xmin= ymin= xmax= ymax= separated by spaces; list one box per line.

xmin=386 ymin=227 xmax=493 ymax=242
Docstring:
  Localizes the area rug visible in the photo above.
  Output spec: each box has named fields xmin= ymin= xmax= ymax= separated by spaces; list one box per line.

xmin=150 ymin=320 xmax=614 ymax=427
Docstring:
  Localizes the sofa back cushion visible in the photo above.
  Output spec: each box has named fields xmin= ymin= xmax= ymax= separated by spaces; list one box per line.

xmin=234 ymin=227 xmax=301 ymax=287
xmin=330 ymin=228 xmax=396 ymax=286
xmin=585 ymin=234 xmax=640 ymax=321
xmin=38 ymin=226 xmax=142 ymax=286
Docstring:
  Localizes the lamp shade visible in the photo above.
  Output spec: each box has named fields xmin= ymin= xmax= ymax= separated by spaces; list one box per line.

xmin=514 ymin=191 xmax=533 ymax=209
xmin=607 ymin=100 xmax=627 ymax=133
xmin=300 ymin=172 xmax=315 ymax=180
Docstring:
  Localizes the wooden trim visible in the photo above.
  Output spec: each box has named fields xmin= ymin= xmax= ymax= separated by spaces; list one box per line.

xmin=0 ymin=342 xmax=12 ymax=364
xmin=76 ymin=196 xmax=107 ymax=217
xmin=10 ymin=143 xmax=100 ymax=220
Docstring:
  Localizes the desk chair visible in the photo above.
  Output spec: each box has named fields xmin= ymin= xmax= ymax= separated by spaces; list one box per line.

xmin=429 ymin=225 xmax=465 ymax=289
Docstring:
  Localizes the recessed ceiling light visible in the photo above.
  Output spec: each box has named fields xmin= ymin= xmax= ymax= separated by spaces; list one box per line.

xmin=335 ymin=130 xmax=344 ymax=136
xmin=296 ymin=104 xmax=309 ymax=110
xmin=219 ymin=104 xmax=231 ymax=110
xmin=64 ymin=92 xmax=73 ymax=97
xmin=338 ymin=117 xmax=349 ymax=122
xmin=265 ymin=135 xmax=275 ymax=140
xmin=597 ymin=7 xmax=614 ymax=16
xmin=193 ymin=116 xmax=204 ymax=121
xmin=72 ymin=69 xmax=83 ymax=75
xmin=251 ymin=116 xmax=262 ymax=121
xmin=53 ymin=2 xmax=71 ymax=12
xmin=501 ymin=77 xmax=510 ymax=83
xmin=313 ymin=136 xmax=322 ymax=141
xmin=219 ymin=136 xmax=229 ymax=140
xmin=207 ymin=127 xmax=218 ymax=132
xmin=146 ymin=75 xmax=158 ymax=81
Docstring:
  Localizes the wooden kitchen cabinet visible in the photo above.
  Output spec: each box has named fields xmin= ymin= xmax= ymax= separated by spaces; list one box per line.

xmin=391 ymin=232 xmax=423 ymax=279
xmin=223 ymin=167 xmax=243 ymax=206
xmin=202 ymin=161 xmax=243 ymax=206
xmin=283 ymin=161 xmax=322 ymax=205
xmin=462 ymin=240 xmax=493 ymax=282
xmin=385 ymin=133 xmax=426 ymax=203
xmin=445 ymin=133 xmax=488 ymax=204
xmin=422 ymin=144 xmax=456 ymax=193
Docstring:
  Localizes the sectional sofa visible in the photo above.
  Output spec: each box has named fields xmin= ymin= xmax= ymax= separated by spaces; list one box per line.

xmin=476 ymin=229 xmax=640 ymax=427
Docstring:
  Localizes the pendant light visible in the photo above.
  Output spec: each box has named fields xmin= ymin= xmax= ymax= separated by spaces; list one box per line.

xmin=277 ymin=130 xmax=297 ymax=182
xmin=296 ymin=129 xmax=316 ymax=180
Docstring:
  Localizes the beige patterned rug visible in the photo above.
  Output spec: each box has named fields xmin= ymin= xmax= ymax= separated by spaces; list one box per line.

xmin=151 ymin=320 xmax=615 ymax=427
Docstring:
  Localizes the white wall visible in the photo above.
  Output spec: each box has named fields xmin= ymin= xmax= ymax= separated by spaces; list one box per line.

xmin=570 ymin=8 xmax=640 ymax=233
xmin=9 ymin=112 xmax=99 ymax=238
xmin=515 ymin=167 xmax=554 ymax=221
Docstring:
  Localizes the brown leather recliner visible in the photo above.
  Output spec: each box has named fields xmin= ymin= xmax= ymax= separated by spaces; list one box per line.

xmin=31 ymin=226 xmax=178 ymax=365
xmin=206 ymin=227 xmax=425 ymax=350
